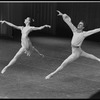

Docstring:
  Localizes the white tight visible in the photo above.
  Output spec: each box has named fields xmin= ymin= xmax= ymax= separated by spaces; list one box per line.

xmin=1 ymin=47 xmax=25 ymax=73
xmin=49 ymin=47 xmax=100 ymax=75
xmin=1 ymin=46 xmax=43 ymax=74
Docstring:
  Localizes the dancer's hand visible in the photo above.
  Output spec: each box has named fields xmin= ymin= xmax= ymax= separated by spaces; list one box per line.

xmin=57 ymin=10 xmax=69 ymax=19
xmin=0 ymin=20 xmax=2 ymax=23
xmin=45 ymin=25 xmax=51 ymax=28
xmin=0 ymin=20 xmax=5 ymax=24
xmin=57 ymin=10 xmax=63 ymax=16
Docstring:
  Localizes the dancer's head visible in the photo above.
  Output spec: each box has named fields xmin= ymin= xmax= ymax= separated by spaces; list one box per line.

xmin=24 ymin=17 xmax=34 ymax=25
xmin=77 ymin=21 xmax=85 ymax=31
xmin=24 ymin=17 xmax=31 ymax=25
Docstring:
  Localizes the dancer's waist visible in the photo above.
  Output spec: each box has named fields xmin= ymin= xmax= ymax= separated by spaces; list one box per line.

xmin=71 ymin=45 xmax=80 ymax=48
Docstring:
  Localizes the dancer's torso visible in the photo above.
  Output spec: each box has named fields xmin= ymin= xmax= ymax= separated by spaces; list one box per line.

xmin=21 ymin=26 xmax=32 ymax=38
xmin=71 ymin=31 xmax=86 ymax=54
xmin=21 ymin=26 xmax=33 ymax=49
xmin=71 ymin=31 xmax=85 ymax=47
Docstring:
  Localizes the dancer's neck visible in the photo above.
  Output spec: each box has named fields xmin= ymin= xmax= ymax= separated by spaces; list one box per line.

xmin=76 ymin=29 xmax=83 ymax=33
xmin=25 ymin=24 xmax=30 ymax=27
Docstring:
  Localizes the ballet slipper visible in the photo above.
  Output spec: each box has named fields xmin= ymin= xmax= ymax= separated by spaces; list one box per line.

xmin=1 ymin=67 xmax=7 ymax=74
xmin=45 ymin=73 xmax=54 ymax=79
xmin=40 ymin=54 xmax=44 ymax=57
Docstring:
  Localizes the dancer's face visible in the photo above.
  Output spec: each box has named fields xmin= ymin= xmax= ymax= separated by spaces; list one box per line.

xmin=24 ymin=17 xmax=30 ymax=25
xmin=77 ymin=21 xmax=84 ymax=31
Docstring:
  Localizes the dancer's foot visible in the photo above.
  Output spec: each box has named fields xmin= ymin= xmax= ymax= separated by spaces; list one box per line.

xmin=40 ymin=54 xmax=44 ymax=58
xmin=45 ymin=75 xmax=51 ymax=79
xmin=1 ymin=67 xmax=7 ymax=74
xmin=45 ymin=73 xmax=54 ymax=79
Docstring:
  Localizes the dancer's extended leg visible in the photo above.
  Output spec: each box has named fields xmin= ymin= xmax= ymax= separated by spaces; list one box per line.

xmin=1 ymin=47 xmax=25 ymax=74
xmin=32 ymin=46 xmax=44 ymax=57
xmin=81 ymin=51 xmax=100 ymax=62
xmin=45 ymin=53 xmax=79 ymax=79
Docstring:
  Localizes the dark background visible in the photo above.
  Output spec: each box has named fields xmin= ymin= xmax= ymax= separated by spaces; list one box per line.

xmin=0 ymin=2 xmax=100 ymax=42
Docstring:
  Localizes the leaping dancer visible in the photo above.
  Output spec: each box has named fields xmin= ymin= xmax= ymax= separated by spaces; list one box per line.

xmin=45 ymin=10 xmax=100 ymax=79
xmin=0 ymin=17 xmax=51 ymax=74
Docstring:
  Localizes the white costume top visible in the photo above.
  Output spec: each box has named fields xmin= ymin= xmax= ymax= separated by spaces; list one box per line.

xmin=62 ymin=14 xmax=100 ymax=47
xmin=71 ymin=32 xmax=85 ymax=47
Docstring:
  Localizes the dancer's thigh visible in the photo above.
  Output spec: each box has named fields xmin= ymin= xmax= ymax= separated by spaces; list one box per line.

xmin=62 ymin=52 xmax=80 ymax=64
xmin=14 ymin=47 xmax=25 ymax=58
xmin=81 ymin=50 xmax=92 ymax=58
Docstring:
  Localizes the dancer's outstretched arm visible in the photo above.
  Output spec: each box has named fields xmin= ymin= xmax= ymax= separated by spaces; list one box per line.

xmin=84 ymin=28 xmax=100 ymax=37
xmin=31 ymin=25 xmax=51 ymax=31
xmin=57 ymin=10 xmax=77 ymax=33
xmin=0 ymin=20 xmax=22 ymax=30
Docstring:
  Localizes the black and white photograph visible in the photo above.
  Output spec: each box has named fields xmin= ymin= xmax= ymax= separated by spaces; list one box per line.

xmin=0 ymin=1 xmax=100 ymax=99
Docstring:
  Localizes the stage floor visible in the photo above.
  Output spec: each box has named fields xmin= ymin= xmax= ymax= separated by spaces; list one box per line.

xmin=0 ymin=37 xmax=100 ymax=98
